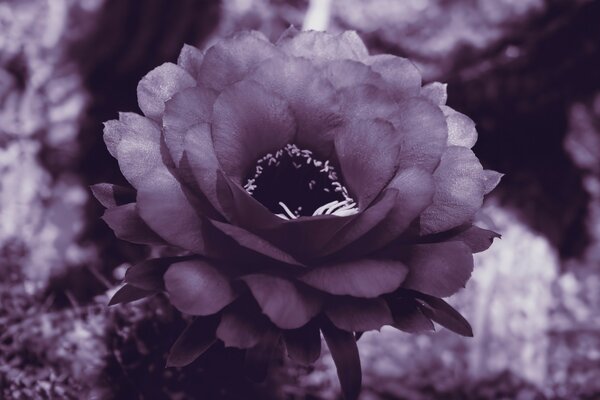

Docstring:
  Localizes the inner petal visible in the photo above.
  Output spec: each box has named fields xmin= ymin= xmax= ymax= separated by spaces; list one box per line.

xmin=244 ymin=144 xmax=358 ymax=219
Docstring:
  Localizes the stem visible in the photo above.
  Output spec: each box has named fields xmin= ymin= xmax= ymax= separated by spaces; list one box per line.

xmin=302 ymin=0 xmax=333 ymax=31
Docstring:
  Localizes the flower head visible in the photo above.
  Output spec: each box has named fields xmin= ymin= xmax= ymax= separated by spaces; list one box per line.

xmin=92 ymin=28 xmax=501 ymax=400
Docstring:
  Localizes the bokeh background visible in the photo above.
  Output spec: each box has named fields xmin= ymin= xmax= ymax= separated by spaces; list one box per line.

xmin=1 ymin=0 xmax=600 ymax=399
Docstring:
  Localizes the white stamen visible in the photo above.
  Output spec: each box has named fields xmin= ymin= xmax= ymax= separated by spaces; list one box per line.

xmin=278 ymin=202 xmax=298 ymax=220
xmin=313 ymin=199 xmax=359 ymax=217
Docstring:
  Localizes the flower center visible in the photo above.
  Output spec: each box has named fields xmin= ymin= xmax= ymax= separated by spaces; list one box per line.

xmin=244 ymin=144 xmax=359 ymax=220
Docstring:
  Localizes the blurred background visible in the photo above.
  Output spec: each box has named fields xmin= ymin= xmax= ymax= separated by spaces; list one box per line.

xmin=1 ymin=0 xmax=599 ymax=398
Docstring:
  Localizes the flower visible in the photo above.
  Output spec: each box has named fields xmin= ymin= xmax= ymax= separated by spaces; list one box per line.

xmin=92 ymin=28 xmax=502 ymax=399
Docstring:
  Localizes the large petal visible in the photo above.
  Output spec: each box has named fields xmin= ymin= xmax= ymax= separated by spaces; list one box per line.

xmin=211 ymin=79 xmax=297 ymax=181
xmin=246 ymin=56 xmax=341 ymax=158
xmin=125 ymin=257 xmax=182 ymax=291
xmin=299 ymin=259 xmax=408 ymax=298
xmin=166 ymin=315 xmax=219 ymax=367
xmin=198 ymin=31 xmax=281 ymax=91
xmin=177 ymin=44 xmax=204 ymax=79
xmin=321 ymin=59 xmax=384 ymax=90
xmin=278 ymin=30 xmax=368 ymax=62
xmin=137 ymin=62 xmax=196 ymax=121
xmin=325 ymin=297 xmax=393 ymax=332
xmin=365 ymin=54 xmax=421 ymax=100
xmin=216 ymin=305 xmax=270 ymax=349
xmin=420 ymin=146 xmax=485 ymax=234
xmin=109 ymin=112 xmax=163 ymax=188
xmin=136 ymin=167 xmax=215 ymax=254
xmin=441 ymin=106 xmax=478 ymax=149
xmin=389 ymin=97 xmax=448 ymax=173
xmin=164 ymin=259 xmax=237 ymax=315
xmin=421 ymin=82 xmax=447 ymax=105
xmin=338 ymin=84 xmax=397 ymax=122
xmin=163 ymin=86 xmax=217 ymax=166
xmin=283 ymin=321 xmax=322 ymax=365
xmin=333 ymin=119 xmax=400 ymax=207
xmin=90 ymin=183 xmax=135 ymax=208
xmin=399 ymin=242 xmax=474 ymax=298
xmin=321 ymin=319 xmax=362 ymax=400
xmin=242 ymin=275 xmax=321 ymax=329
xmin=102 ymin=203 xmax=165 ymax=246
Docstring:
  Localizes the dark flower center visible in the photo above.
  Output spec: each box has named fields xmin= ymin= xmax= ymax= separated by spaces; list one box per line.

xmin=244 ymin=144 xmax=358 ymax=219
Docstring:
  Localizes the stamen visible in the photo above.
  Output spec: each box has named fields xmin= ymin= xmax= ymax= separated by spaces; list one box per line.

xmin=278 ymin=202 xmax=298 ymax=220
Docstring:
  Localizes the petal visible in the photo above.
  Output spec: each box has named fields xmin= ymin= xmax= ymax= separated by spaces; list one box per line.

xmin=325 ymin=297 xmax=393 ymax=332
xmin=411 ymin=291 xmax=473 ymax=337
xmin=103 ymin=120 xmax=121 ymax=158
xmin=400 ymin=242 xmax=474 ymax=298
xmin=387 ymin=297 xmax=434 ymax=333
xmin=246 ymin=56 xmax=341 ymax=158
xmin=242 ymin=275 xmax=322 ymax=329
xmin=112 ymin=112 xmax=163 ymax=188
xmin=278 ymin=30 xmax=368 ymax=63
xmin=424 ymin=224 xmax=501 ymax=253
xmin=338 ymin=84 xmax=397 ymax=122
xmin=244 ymin=328 xmax=281 ymax=382
xmin=316 ymin=189 xmax=398 ymax=257
xmin=421 ymin=82 xmax=447 ymax=105
xmin=166 ymin=315 xmax=219 ymax=367
xmin=299 ymin=259 xmax=408 ymax=298
xmin=125 ymin=257 xmax=181 ymax=291
xmin=177 ymin=44 xmax=204 ymax=79
xmin=420 ymin=146 xmax=485 ymax=234
xmin=216 ymin=306 xmax=270 ymax=349
xmin=349 ymin=168 xmax=434 ymax=254
xmin=333 ymin=119 xmax=399 ymax=207
xmin=283 ymin=321 xmax=322 ymax=365
xmin=163 ymin=86 xmax=217 ymax=166
xmin=90 ymin=183 xmax=135 ymax=208
xmin=102 ymin=203 xmax=165 ymax=246
xmin=209 ymin=219 xmax=303 ymax=266
xmin=137 ymin=62 xmax=196 ymax=121
xmin=321 ymin=319 xmax=362 ymax=400
xmin=108 ymin=284 xmax=155 ymax=306
xmin=164 ymin=259 xmax=237 ymax=315
xmin=390 ymin=97 xmax=448 ymax=173
xmin=365 ymin=54 xmax=421 ymax=100
xmin=483 ymin=170 xmax=503 ymax=194
xmin=136 ymin=167 xmax=214 ymax=254
xmin=180 ymin=124 xmax=230 ymax=216
xmin=441 ymin=106 xmax=478 ymax=148
xmin=198 ymin=31 xmax=281 ymax=91
xmin=211 ymin=79 xmax=296 ymax=181
xmin=321 ymin=59 xmax=384 ymax=89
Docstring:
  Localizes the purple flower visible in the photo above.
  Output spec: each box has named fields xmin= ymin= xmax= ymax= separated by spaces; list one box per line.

xmin=92 ymin=28 xmax=501 ymax=399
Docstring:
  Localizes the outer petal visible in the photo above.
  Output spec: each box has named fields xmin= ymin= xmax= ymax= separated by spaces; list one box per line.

xmin=108 ymin=284 xmax=155 ymax=306
xmin=365 ymin=54 xmax=421 ymax=100
xmin=163 ymin=86 xmax=217 ymax=166
xmin=338 ymin=84 xmax=397 ymax=122
xmin=333 ymin=119 xmax=400 ymax=207
xmin=90 ymin=183 xmax=135 ymax=208
xmin=299 ymin=259 xmax=408 ymax=298
xmin=278 ymin=30 xmax=368 ymax=62
xmin=125 ymin=257 xmax=181 ymax=291
xmin=242 ymin=275 xmax=321 ymax=329
xmin=216 ymin=306 xmax=270 ymax=349
xmin=441 ymin=106 xmax=478 ymax=148
xmin=325 ymin=297 xmax=393 ymax=332
xmin=109 ymin=112 xmax=163 ymax=188
xmin=388 ymin=297 xmax=435 ymax=333
xmin=211 ymin=80 xmax=297 ymax=181
xmin=166 ymin=315 xmax=219 ymax=367
xmin=102 ymin=203 xmax=165 ymax=246
xmin=137 ymin=62 xmax=196 ymax=121
xmin=389 ymin=98 xmax=448 ymax=173
xmin=283 ymin=321 xmax=322 ymax=365
xmin=400 ymin=242 xmax=474 ymax=298
xmin=177 ymin=44 xmax=204 ymax=79
xmin=321 ymin=59 xmax=384 ymax=90
xmin=420 ymin=146 xmax=486 ymax=234
xmin=421 ymin=82 xmax=448 ymax=105
xmin=136 ymin=167 xmax=215 ymax=254
xmin=483 ymin=170 xmax=503 ymax=194
xmin=164 ymin=259 xmax=237 ymax=315
xmin=198 ymin=31 xmax=281 ymax=91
